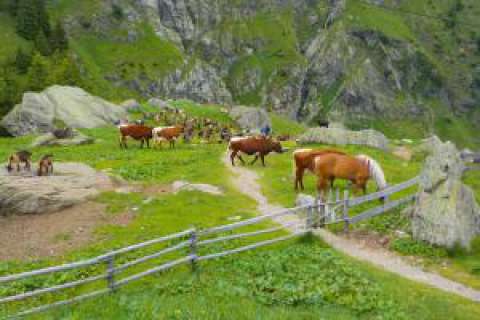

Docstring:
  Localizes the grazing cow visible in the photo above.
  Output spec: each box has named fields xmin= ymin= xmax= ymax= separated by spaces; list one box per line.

xmin=276 ymin=134 xmax=290 ymax=142
xmin=37 ymin=155 xmax=54 ymax=176
xmin=119 ymin=124 xmax=153 ymax=149
xmin=7 ymin=150 xmax=32 ymax=172
xmin=152 ymin=125 xmax=184 ymax=149
xmin=293 ymin=148 xmax=347 ymax=191
xmin=228 ymin=136 xmax=283 ymax=167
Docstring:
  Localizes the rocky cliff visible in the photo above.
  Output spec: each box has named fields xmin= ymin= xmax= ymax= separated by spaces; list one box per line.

xmin=44 ymin=0 xmax=480 ymax=143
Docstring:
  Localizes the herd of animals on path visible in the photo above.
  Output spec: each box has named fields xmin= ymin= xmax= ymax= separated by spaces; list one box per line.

xmin=6 ymin=107 xmax=388 ymax=199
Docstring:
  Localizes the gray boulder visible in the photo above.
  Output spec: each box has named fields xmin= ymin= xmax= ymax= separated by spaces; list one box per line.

xmin=31 ymin=129 xmax=94 ymax=147
xmin=1 ymin=86 xmax=127 ymax=136
xmin=298 ymin=127 xmax=389 ymax=150
xmin=412 ymin=140 xmax=480 ymax=249
xmin=121 ymin=99 xmax=141 ymax=112
xmin=229 ymin=106 xmax=271 ymax=131
xmin=0 ymin=163 xmax=108 ymax=216
xmin=147 ymin=98 xmax=171 ymax=109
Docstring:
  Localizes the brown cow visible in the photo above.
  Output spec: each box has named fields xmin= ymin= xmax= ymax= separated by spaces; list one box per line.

xmin=152 ymin=125 xmax=184 ymax=149
xmin=293 ymin=148 xmax=346 ymax=191
xmin=119 ymin=124 xmax=153 ymax=149
xmin=7 ymin=150 xmax=32 ymax=172
xmin=228 ymin=136 xmax=283 ymax=167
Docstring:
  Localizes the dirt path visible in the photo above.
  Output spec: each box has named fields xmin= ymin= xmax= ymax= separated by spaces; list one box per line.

xmin=223 ymin=153 xmax=480 ymax=302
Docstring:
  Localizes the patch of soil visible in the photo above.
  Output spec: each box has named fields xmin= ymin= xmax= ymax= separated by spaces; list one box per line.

xmin=0 ymin=202 xmax=134 ymax=261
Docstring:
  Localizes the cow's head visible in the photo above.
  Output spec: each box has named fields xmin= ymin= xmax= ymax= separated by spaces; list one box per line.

xmin=271 ymin=140 xmax=284 ymax=153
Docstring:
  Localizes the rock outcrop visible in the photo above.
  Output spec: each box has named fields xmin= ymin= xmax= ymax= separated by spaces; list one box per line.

xmin=412 ymin=140 xmax=480 ymax=249
xmin=1 ymin=86 xmax=126 ymax=136
xmin=172 ymin=180 xmax=223 ymax=195
xmin=121 ymin=99 xmax=141 ymax=112
xmin=229 ymin=106 xmax=271 ymax=131
xmin=0 ymin=163 xmax=110 ymax=216
xmin=31 ymin=129 xmax=94 ymax=147
xmin=298 ymin=127 xmax=389 ymax=150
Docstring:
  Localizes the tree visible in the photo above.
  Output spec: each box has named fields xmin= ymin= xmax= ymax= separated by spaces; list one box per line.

xmin=50 ymin=21 xmax=68 ymax=52
xmin=35 ymin=0 xmax=50 ymax=36
xmin=14 ymin=48 xmax=32 ymax=74
xmin=7 ymin=0 xmax=18 ymax=16
xmin=34 ymin=30 xmax=51 ymax=56
xmin=47 ymin=53 xmax=82 ymax=86
xmin=26 ymin=52 xmax=48 ymax=91
xmin=16 ymin=0 xmax=38 ymax=40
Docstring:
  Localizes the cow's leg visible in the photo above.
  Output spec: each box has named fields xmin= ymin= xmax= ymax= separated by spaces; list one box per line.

xmin=140 ymin=139 xmax=145 ymax=149
xmin=250 ymin=155 xmax=259 ymax=165
xmin=230 ymin=150 xmax=238 ymax=166
xmin=261 ymin=154 xmax=266 ymax=167
xmin=237 ymin=154 xmax=246 ymax=165
xmin=146 ymin=138 xmax=150 ymax=148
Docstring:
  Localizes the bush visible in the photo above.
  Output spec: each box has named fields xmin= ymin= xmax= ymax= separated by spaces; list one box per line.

xmin=390 ymin=237 xmax=448 ymax=259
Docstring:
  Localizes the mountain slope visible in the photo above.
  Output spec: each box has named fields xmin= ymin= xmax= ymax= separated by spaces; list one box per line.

xmin=1 ymin=0 xmax=479 ymax=147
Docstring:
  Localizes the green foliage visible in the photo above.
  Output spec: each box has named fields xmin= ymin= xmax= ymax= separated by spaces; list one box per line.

xmin=14 ymin=47 xmax=32 ymax=74
xmin=26 ymin=51 xmax=48 ymax=90
xmin=50 ymin=21 xmax=69 ymax=52
xmin=390 ymin=237 xmax=448 ymax=260
xmin=15 ymin=0 xmax=39 ymax=40
xmin=34 ymin=30 xmax=51 ymax=56
xmin=111 ymin=4 xmax=124 ymax=20
xmin=218 ymin=243 xmax=405 ymax=317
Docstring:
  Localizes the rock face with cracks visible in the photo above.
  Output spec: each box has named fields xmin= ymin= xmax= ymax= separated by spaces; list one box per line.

xmin=1 ymin=86 xmax=127 ymax=136
xmin=298 ymin=127 xmax=389 ymax=150
xmin=412 ymin=139 xmax=480 ymax=249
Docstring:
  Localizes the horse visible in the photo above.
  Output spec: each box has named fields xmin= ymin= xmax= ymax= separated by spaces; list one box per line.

xmin=119 ymin=124 xmax=153 ymax=149
xmin=228 ymin=136 xmax=284 ymax=167
xmin=293 ymin=148 xmax=347 ymax=191
xmin=7 ymin=151 xmax=32 ymax=172
xmin=312 ymin=153 xmax=387 ymax=199
xmin=37 ymin=155 xmax=53 ymax=176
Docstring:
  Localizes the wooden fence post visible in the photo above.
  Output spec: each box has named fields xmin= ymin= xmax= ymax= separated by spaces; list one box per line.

xmin=106 ymin=256 xmax=115 ymax=292
xmin=189 ymin=229 xmax=198 ymax=272
xmin=343 ymin=190 xmax=350 ymax=233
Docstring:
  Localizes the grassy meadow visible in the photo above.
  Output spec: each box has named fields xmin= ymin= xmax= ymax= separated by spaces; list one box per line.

xmin=1 ymin=102 xmax=480 ymax=319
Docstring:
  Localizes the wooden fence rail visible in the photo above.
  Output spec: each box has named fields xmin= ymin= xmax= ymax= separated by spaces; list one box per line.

xmin=1 ymin=176 xmax=420 ymax=319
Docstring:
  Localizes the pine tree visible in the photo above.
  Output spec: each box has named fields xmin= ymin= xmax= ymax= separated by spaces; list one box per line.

xmin=16 ymin=0 xmax=38 ymax=40
xmin=50 ymin=21 xmax=68 ymax=52
xmin=27 ymin=52 xmax=48 ymax=91
xmin=35 ymin=0 xmax=50 ymax=36
xmin=7 ymin=0 xmax=18 ymax=16
xmin=47 ymin=53 xmax=82 ymax=86
xmin=34 ymin=30 xmax=51 ymax=56
xmin=15 ymin=48 xmax=32 ymax=74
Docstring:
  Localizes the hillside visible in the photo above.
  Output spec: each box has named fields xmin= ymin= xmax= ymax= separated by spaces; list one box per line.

xmin=0 ymin=0 xmax=479 ymax=148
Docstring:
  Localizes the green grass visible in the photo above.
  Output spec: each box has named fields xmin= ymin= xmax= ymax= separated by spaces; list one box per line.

xmin=11 ymin=237 xmax=480 ymax=320
xmin=269 ymin=113 xmax=307 ymax=137
xmin=344 ymin=1 xmax=415 ymax=41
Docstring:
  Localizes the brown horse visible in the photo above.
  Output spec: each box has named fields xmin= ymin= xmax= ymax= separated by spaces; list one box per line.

xmin=312 ymin=153 xmax=371 ymax=197
xmin=293 ymin=148 xmax=347 ymax=191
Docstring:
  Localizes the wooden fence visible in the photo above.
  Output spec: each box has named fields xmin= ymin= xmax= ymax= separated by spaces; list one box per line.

xmin=0 ymin=177 xmax=420 ymax=319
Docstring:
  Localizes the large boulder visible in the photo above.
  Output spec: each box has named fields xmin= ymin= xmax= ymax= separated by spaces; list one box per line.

xmin=0 ymin=163 xmax=111 ymax=216
xmin=1 ymin=86 xmax=127 ymax=136
xmin=412 ymin=140 xmax=480 ymax=249
xmin=120 ymin=99 xmax=141 ymax=112
xmin=31 ymin=129 xmax=94 ymax=147
xmin=298 ymin=127 xmax=389 ymax=150
xmin=229 ymin=106 xmax=271 ymax=132
xmin=147 ymin=98 xmax=172 ymax=110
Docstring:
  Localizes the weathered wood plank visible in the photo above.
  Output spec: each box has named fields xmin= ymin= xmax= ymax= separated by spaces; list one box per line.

xmin=349 ymin=177 xmax=419 ymax=207
xmin=350 ymin=194 xmax=417 ymax=224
